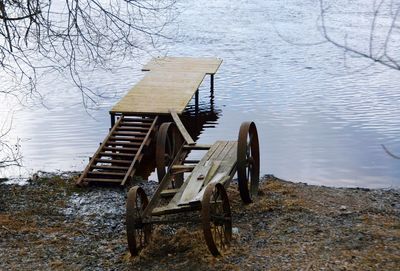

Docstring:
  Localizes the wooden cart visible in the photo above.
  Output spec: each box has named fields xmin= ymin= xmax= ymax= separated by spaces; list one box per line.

xmin=126 ymin=117 xmax=260 ymax=256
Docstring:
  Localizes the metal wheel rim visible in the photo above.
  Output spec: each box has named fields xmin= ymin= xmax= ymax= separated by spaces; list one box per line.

xmin=126 ymin=186 xmax=151 ymax=256
xmin=237 ymin=121 xmax=260 ymax=203
xmin=201 ymin=183 xmax=232 ymax=256
xmin=156 ymin=122 xmax=178 ymax=181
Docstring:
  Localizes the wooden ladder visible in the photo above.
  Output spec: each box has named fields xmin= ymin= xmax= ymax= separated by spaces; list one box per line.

xmin=76 ymin=115 xmax=158 ymax=186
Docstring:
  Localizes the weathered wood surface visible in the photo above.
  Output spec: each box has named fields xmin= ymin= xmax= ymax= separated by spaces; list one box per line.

xmin=151 ymin=140 xmax=237 ymax=215
xmin=177 ymin=140 xmax=237 ymax=206
xmin=76 ymin=117 xmax=124 ymax=185
xmin=170 ymin=110 xmax=195 ymax=145
xmin=110 ymin=57 xmax=222 ymax=115
xmin=120 ymin=116 xmax=158 ymax=185
xmin=178 ymin=163 xmax=216 ymax=205
xmin=141 ymin=57 xmax=222 ymax=74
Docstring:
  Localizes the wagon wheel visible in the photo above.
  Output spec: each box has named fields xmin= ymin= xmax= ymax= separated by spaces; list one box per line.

xmin=201 ymin=183 xmax=232 ymax=256
xmin=156 ymin=122 xmax=183 ymax=185
xmin=237 ymin=121 xmax=260 ymax=204
xmin=126 ymin=186 xmax=152 ymax=256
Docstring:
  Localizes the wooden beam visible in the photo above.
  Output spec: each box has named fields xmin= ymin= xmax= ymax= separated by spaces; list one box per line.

xmin=121 ymin=116 xmax=158 ymax=185
xmin=192 ymin=174 xmax=230 ymax=203
xmin=142 ymin=146 xmax=185 ymax=218
xmin=178 ymin=164 xmax=212 ymax=205
xmin=170 ymin=110 xmax=195 ymax=145
xmin=183 ymin=144 xmax=212 ymax=150
xmin=171 ymin=165 xmax=195 ymax=174
xmin=160 ymin=188 xmax=180 ymax=198
xmin=76 ymin=117 xmax=124 ymax=185
xmin=177 ymin=143 xmax=228 ymax=205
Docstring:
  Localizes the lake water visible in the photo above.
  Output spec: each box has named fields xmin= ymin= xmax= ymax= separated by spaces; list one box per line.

xmin=1 ymin=0 xmax=399 ymax=188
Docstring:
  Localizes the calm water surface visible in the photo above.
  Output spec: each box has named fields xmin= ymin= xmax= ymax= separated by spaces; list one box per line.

xmin=1 ymin=0 xmax=399 ymax=187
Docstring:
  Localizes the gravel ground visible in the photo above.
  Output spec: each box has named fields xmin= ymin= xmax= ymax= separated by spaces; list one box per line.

xmin=0 ymin=173 xmax=399 ymax=270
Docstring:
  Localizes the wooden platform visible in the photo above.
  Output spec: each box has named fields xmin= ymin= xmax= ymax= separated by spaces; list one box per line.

xmin=110 ymin=57 xmax=222 ymax=115
xmin=141 ymin=57 xmax=222 ymax=74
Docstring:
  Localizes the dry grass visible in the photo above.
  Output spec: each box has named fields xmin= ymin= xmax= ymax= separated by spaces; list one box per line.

xmin=1 ymin=175 xmax=399 ymax=270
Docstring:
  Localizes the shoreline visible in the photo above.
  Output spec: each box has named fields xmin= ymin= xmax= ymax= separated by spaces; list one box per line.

xmin=1 ymin=170 xmax=399 ymax=190
xmin=1 ymin=173 xmax=399 ymax=270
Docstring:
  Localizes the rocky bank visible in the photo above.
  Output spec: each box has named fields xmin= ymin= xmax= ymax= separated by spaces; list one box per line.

xmin=0 ymin=174 xmax=399 ymax=270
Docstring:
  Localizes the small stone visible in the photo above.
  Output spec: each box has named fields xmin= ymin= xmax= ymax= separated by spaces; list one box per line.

xmin=232 ymin=227 xmax=239 ymax=235
xmin=340 ymin=205 xmax=347 ymax=211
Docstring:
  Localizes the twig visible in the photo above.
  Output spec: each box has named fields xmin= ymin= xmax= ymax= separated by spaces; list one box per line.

xmin=1 ymin=225 xmax=12 ymax=233
xmin=381 ymin=144 xmax=400 ymax=159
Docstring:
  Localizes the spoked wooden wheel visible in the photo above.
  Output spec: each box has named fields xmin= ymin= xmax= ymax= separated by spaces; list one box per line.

xmin=237 ymin=121 xmax=260 ymax=204
xmin=156 ymin=122 xmax=183 ymax=183
xmin=201 ymin=183 xmax=232 ymax=256
xmin=126 ymin=186 xmax=152 ymax=256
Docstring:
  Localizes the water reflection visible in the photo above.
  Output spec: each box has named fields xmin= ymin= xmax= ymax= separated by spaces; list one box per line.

xmin=1 ymin=0 xmax=400 ymax=188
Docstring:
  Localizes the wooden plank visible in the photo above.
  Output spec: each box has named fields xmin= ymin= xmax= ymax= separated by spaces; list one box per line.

xmin=191 ymin=174 xmax=230 ymax=203
xmin=183 ymin=159 xmax=200 ymax=164
xmin=99 ymin=152 xmax=135 ymax=157
xmin=178 ymin=160 xmax=221 ymax=205
xmin=170 ymin=110 xmax=195 ymax=145
xmin=142 ymin=57 xmax=223 ymax=74
xmin=208 ymin=142 xmax=237 ymax=186
xmin=183 ymin=144 xmax=212 ymax=150
xmin=177 ymin=164 xmax=212 ymax=205
xmin=142 ymin=146 xmax=186 ymax=218
xmin=110 ymin=71 xmax=206 ymax=114
xmin=111 ymin=57 xmax=222 ymax=115
xmin=121 ymin=116 xmax=158 ymax=185
xmin=151 ymin=204 xmax=199 ymax=216
xmin=112 ymin=131 xmax=147 ymax=136
xmin=109 ymin=136 xmax=145 ymax=142
xmin=103 ymin=147 xmax=138 ymax=152
xmin=90 ymin=165 xmax=129 ymax=171
xmin=76 ymin=117 xmax=124 ymax=185
xmin=118 ymin=122 xmax=152 ymax=127
xmin=160 ymin=188 xmax=180 ymax=197
xmin=116 ymin=127 xmax=149 ymax=131
xmin=164 ymin=142 xmax=222 ymax=210
xmin=171 ymin=165 xmax=195 ymax=174
xmin=189 ymin=142 xmax=238 ymax=204
xmin=177 ymin=143 xmax=229 ymax=205
xmin=94 ymin=159 xmax=132 ymax=164
xmin=214 ymin=141 xmax=236 ymax=161
xmin=106 ymin=142 xmax=142 ymax=147
xmin=121 ymin=117 xmax=154 ymax=123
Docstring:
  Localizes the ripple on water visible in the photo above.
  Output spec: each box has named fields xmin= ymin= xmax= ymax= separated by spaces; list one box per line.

xmin=1 ymin=0 xmax=400 ymax=188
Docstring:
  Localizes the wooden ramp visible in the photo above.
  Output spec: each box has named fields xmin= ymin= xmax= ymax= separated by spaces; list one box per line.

xmin=76 ymin=116 xmax=158 ymax=186
xmin=110 ymin=57 xmax=222 ymax=115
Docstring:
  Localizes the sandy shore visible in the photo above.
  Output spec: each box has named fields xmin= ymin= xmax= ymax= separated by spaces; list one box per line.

xmin=0 ymin=173 xmax=399 ymax=270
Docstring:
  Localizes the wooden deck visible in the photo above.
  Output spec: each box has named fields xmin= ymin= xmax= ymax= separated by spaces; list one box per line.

xmin=110 ymin=57 xmax=222 ymax=115
xmin=141 ymin=57 xmax=222 ymax=74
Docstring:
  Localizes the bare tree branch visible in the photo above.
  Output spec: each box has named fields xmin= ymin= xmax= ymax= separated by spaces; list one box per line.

xmin=318 ymin=0 xmax=400 ymax=71
xmin=382 ymin=144 xmax=400 ymax=159
xmin=0 ymin=112 xmax=22 ymax=169
xmin=0 ymin=0 xmax=177 ymax=105
xmin=0 ymin=0 xmax=177 ymax=169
